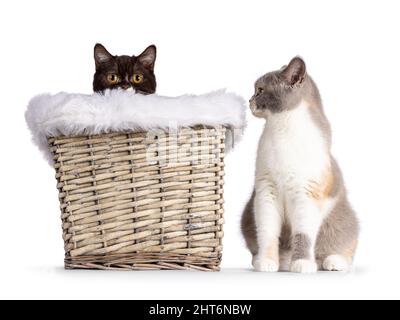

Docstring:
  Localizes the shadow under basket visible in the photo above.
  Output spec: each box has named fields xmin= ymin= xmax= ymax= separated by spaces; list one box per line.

xmin=49 ymin=127 xmax=226 ymax=271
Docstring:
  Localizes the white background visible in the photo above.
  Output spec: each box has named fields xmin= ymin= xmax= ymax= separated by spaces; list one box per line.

xmin=0 ymin=0 xmax=399 ymax=300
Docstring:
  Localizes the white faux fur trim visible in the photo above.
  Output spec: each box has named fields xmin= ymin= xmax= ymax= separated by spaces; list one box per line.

xmin=25 ymin=89 xmax=247 ymax=164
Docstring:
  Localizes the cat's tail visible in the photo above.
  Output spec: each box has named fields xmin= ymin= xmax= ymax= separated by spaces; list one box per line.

xmin=241 ymin=191 xmax=258 ymax=256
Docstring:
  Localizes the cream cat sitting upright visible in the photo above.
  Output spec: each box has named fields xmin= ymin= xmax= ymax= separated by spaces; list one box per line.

xmin=241 ymin=57 xmax=359 ymax=273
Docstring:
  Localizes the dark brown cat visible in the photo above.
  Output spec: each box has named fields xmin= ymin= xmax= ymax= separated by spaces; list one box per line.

xmin=93 ymin=43 xmax=157 ymax=94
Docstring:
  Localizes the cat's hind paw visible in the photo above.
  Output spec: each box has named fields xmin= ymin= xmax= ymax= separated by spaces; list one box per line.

xmin=322 ymin=255 xmax=350 ymax=272
xmin=290 ymin=259 xmax=318 ymax=274
xmin=252 ymin=256 xmax=279 ymax=272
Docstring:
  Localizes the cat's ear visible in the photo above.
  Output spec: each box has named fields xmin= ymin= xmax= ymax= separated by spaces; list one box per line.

xmin=94 ymin=43 xmax=113 ymax=68
xmin=137 ymin=45 xmax=157 ymax=71
xmin=280 ymin=57 xmax=306 ymax=86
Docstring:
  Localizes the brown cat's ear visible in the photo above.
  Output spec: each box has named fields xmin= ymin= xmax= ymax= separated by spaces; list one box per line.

xmin=137 ymin=45 xmax=157 ymax=71
xmin=94 ymin=43 xmax=114 ymax=68
xmin=281 ymin=57 xmax=306 ymax=86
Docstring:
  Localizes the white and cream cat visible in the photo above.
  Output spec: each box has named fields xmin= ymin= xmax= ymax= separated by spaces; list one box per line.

xmin=241 ymin=57 xmax=359 ymax=273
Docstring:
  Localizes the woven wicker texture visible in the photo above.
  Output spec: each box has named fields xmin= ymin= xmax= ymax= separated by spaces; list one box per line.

xmin=49 ymin=127 xmax=226 ymax=271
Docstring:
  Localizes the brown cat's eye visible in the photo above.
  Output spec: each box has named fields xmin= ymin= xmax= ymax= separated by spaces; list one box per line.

xmin=257 ymin=88 xmax=264 ymax=94
xmin=107 ymin=74 xmax=120 ymax=84
xmin=132 ymin=74 xmax=144 ymax=84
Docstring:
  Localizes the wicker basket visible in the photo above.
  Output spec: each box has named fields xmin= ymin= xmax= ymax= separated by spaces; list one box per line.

xmin=49 ymin=127 xmax=226 ymax=271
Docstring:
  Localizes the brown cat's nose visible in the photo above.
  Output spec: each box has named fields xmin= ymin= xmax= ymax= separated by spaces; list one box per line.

xmin=121 ymin=83 xmax=131 ymax=90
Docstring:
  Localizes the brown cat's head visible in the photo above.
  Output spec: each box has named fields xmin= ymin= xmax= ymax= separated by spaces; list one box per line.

xmin=250 ymin=57 xmax=320 ymax=117
xmin=93 ymin=43 xmax=157 ymax=94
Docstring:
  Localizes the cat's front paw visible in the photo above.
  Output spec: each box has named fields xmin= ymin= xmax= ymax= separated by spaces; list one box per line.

xmin=252 ymin=256 xmax=279 ymax=272
xmin=322 ymin=255 xmax=350 ymax=272
xmin=290 ymin=259 xmax=318 ymax=274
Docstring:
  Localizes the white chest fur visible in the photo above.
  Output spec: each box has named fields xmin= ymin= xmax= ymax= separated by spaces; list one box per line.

xmin=256 ymin=101 xmax=330 ymax=192
xmin=252 ymin=102 xmax=338 ymax=273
